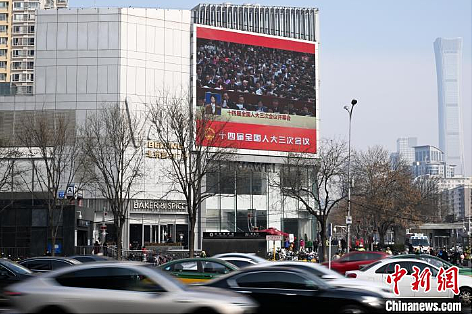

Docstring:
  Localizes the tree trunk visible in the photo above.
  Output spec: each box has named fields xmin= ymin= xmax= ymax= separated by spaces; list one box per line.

xmin=50 ymin=206 xmax=56 ymax=257
xmin=319 ymin=222 xmax=326 ymax=263
xmin=378 ymin=229 xmax=386 ymax=249
xmin=189 ymin=221 xmax=195 ymax=258
xmin=116 ymin=218 xmax=122 ymax=260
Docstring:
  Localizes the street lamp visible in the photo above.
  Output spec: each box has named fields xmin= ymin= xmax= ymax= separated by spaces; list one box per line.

xmin=344 ymin=99 xmax=357 ymax=252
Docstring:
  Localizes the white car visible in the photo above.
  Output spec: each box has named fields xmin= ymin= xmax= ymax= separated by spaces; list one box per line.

xmin=212 ymin=253 xmax=267 ymax=268
xmin=262 ymin=261 xmax=395 ymax=298
xmin=5 ymin=262 xmax=257 ymax=314
xmin=346 ymin=258 xmax=472 ymax=306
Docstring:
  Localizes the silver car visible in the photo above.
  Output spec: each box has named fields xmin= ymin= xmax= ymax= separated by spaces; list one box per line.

xmin=212 ymin=253 xmax=267 ymax=268
xmin=5 ymin=262 xmax=257 ymax=313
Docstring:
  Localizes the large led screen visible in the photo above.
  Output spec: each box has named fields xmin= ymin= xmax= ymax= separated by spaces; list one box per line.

xmin=195 ymin=26 xmax=317 ymax=154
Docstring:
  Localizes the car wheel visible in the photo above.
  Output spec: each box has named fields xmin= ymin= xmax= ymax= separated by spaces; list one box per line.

xmin=340 ymin=305 xmax=365 ymax=314
xmin=37 ymin=306 xmax=70 ymax=313
xmin=191 ymin=307 xmax=219 ymax=314
xmin=456 ymin=287 xmax=472 ymax=307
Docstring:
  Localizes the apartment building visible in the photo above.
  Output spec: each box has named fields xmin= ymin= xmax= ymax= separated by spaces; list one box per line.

xmin=1 ymin=0 xmax=67 ymax=94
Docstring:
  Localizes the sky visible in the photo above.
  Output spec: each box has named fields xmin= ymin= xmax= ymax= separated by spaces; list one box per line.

xmin=70 ymin=0 xmax=472 ymax=176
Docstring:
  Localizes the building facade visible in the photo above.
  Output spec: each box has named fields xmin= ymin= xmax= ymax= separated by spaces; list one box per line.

xmin=412 ymin=145 xmax=455 ymax=178
xmin=434 ymin=37 xmax=465 ymax=176
xmin=0 ymin=5 xmax=320 ymax=255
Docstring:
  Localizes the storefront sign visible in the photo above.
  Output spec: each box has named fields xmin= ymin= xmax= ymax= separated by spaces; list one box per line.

xmin=145 ymin=141 xmax=184 ymax=160
xmin=131 ymin=200 xmax=187 ymax=213
xmin=203 ymin=232 xmax=265 ymax=239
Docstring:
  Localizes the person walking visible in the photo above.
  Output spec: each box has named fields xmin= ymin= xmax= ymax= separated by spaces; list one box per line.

xmin=93 ymin=241 xmax=101 ymax=255
xmin=307 ymin=239 xmax=313 ymax=252
xmin=300 ymin=238 xmax=305 ymax=251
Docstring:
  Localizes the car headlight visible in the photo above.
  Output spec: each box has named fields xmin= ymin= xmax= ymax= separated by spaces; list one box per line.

xmin=361 ymin=296 xmax=383 ymax=307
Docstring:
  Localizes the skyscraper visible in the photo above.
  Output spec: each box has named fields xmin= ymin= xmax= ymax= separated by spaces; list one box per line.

xmin=434 ymin=37 xmax=464 ymax=176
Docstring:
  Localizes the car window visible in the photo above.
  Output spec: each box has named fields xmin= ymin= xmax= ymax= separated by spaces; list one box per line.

xmin=235 ymin=271 xmax=315 ymax=290
xmin=56 ymin=267 xmax=165 ymax=292
xmin=339 ymin=252 xmax=362 ymax=262
xmin=419 ymin=257 xmax=450 ymax=269
xmin=0 ymin=265 xmax=14 ymax=277
xmin=22 ymin=260 xmax=51 ymax=271
xmin=411 ymin=262 xmax=438 ymax=277
xmin=0 ymin=260 xmax=32 ymax=275
xmin=51 ymin=260 xmax=72 ymax=270
xmin=376 ymin=262 xmax=411 ymax=274
xmin=364 ymin=253 xmax=383 ymax=260
xmin=201 ymin=261 xmax=229 ymax=274
xmin=360 ymin=260 xmax=383 ymax=271
xmin=172 ymin=261 xmax=199 ymax=273
xmin=226 ymin=260 xmax=252 ymax=268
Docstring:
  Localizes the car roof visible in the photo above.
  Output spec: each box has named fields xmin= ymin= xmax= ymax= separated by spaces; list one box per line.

xmin=19 ymin=257 xmax=82 ymax=264
xmin=160 ymin=257 xmax=239 ymax=269
xmin=376 ymin=258 xmax=438 ymax=267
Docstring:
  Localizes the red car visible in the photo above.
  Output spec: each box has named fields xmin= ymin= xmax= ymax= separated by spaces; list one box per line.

xmin=322 ymin=251 xmax=390 ymax=275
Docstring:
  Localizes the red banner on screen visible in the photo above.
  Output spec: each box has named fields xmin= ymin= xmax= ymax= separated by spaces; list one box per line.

xmin=196 ymin=27 xmax=315 ymax=54
xmin=197 ymin=120 xmax=316 ymax=154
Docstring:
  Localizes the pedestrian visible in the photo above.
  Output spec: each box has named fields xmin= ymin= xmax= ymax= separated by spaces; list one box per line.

xmin=300 ymin=238 xmax=305 ymax=251
xmin=93 ymin=241 xmax=100 ymax=255
xmin=385 ymin=247 xmax=393 ymax=255
xmin=284 ymin=237 xmax=290 ymax=249
xmin=307 ymin=239 xmax=313 ymax=252
xmin=103 ymin=241 xmax=108 ymax=256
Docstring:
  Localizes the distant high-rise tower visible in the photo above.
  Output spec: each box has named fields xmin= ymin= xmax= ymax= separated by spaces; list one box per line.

xmin=434 ymin=37 xmax=464 ymax=176
xmin=397 ymin=137 xmax=417 ymax=165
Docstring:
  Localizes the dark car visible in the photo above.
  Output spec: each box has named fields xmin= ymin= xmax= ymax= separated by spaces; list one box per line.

xmin=68 ymin=255 xmax=114 ymax=263
xmin=18 ymin=257 xmax=81 ymax=273
xmin=200 ymin=265 xmax=386 ymax=313
xmin=322 ymin=251 xmax=390 ymax=275
xmin=0 ymin=258 xmax=33 ymax=305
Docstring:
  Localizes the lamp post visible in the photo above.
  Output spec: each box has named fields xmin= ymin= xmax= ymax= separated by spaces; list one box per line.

xmin=344 ymin=99 xmax=357 ymax=252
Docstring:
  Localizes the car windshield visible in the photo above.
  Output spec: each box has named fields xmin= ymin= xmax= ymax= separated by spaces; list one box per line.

xmin=1 ymin=259 xmax=33 ymax=275
xmin=411 ymin=239 xmax=429 ymax=246
xmin=359 ymin=260 xmax=383 ymax=271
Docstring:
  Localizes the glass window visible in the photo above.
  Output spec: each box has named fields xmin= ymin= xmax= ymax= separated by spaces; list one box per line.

xmin=235 ymin=271 xmax=314 ymax=290
xmin=376 ymin=262 xmax=411 ymax=274
xmin=226 ymin=260 xmax=253 ymax=268
xmin=0 ymin=37 xmax=7 ymax=45
xmin=0 ymin=265 xmax=14 ymax=277
xmin=411 ymin=262 xmax=438 ymax=277
xmin=0 ymin=2 xmax=8 ymax=9
xmin=201 ymin=261 xmax=229 ymax=274
xmin=0 ymin=260 xmax=32 ymax=275
xmin=22 ymin=260 xmax=51 ymax=271
xmin=360 ymin=260 xmax=383 ymax=271
xmin=0 ymin=25 xmax=6 ymax=33
xmin=0 ymin=14 xmax=7 ymax=21
xmin=51 ymin=260 xmax=72 ymax=270
xmin=339 ymin=252 xmax=363 ymax=262
xmin=56 ymin=267 xmax=166 ymax=292
xmin=172 ymin=261 xmax=198 ymax=272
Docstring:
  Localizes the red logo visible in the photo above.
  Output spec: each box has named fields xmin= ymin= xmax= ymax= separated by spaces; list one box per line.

xmin=411 ymin=266 xmax=432 ymax=292
xmin=437 ymin=266 xmax=459 ymax=295
xmin=386 ymin=264 xmax=408 ymax=295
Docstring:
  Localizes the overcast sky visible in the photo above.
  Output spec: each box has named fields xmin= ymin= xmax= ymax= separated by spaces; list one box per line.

xmin=70 ymin=0 xmax=472 ymax=176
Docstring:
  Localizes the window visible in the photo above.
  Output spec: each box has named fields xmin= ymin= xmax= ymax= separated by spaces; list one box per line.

xmin=55 ymin=267 xmax=165 ymax=292
xmin=201 ymin=261 xmax=229 ymax=274
xmin=410 ymin=262 xmax=438 ymax=277
xmin=235 ymin=271 xmax=315 ymax=290
xmin=0 ymin=25 xmax=6 ymax=33
xmin=0 ymin=265 xmax=14 ymax=277
xmin=13 ymin=2 xmax=24 ymax=10
xmin=0 ymin=73 xmax=6 ymax=81
xmin=171 ymin=261 xmax=199 ymax=273
xmin=51 ymin=260 xmax=72 ymax=270
xmin=21 ymin=260 xmax=51 ymax=272
xmin=0 ymin=2 xmax=8 ymax=8
xmin=0 ymin=13 xmax=7 ymax=21
xmin=0 ymin=61 xmax=6 ymax=68
xmin=0 ymin=49 xmax=5 ymax=56
xmin=0 ymin=37 xmax=6 ymax=45
xmin=1 ymin=261 xmax=32 ymax=275
xmin=28 ymin=26 xmax=34 ymax=33
xmin=375 ymin=262 xmax=411 ymax=274
xmin=339 ymin=252 xmax=364 ymax=262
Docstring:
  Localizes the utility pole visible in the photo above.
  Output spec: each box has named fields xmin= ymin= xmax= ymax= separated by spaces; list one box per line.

xmin=344 ymin=99 xmax=357 ymax=253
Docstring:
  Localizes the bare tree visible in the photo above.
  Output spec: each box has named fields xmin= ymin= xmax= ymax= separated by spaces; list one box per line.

xmin=351 ymin=146 xmax=440 ymax=248
xmin=147 ymin=91 xmax=235 ymax=257
xmin=276 ymin=139 xmax=348 ymax=261
xmin=0 ymin=138 xmax=22 ymax=214
xmin=18 ymin=110 xmax=85 ymax=256
xmin=80 ymin=104 xmax=144 ymax=260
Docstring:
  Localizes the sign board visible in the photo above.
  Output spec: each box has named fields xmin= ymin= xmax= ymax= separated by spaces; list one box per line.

xmin=327 ymin=223 xmax=333 ymax=238
xmin=66 ymin=184 xmax=75 ymax=198
xmin=346 ymin=216 xmax=352 ymax=225
xmin=58 ymin=191 xmax=65 ymax=199
xmin=289 ymin=234 xmax=294 ymax=243
xmin=203 ymin=232 xmax=264 ymax=239
xmin=131 ymin=200 xmax=187 ymax=214
xmin=266 ymin=235 xmax=282 ymax=241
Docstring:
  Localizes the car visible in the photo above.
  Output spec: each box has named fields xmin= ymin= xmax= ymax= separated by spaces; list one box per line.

xmin=263 ymin=261 xmax=394 ymax=298
xmin=68 ymin=255 xmax=115 ymax=263
xmin=0 ymin=259 xmax=34 ymax=305
xmin=389 ymin=253 xmax=472 ymax=276
xmin=346 ymin=258 xmax=472 ymax=306
xmin=4 ymin=262 xmax=257 ymax=313
xmin=200 ymin=265 xmax=387 ymax=314
xmin=159 ymin=258 xmax=239 ymax=284
xmin=18 ymin=257 xmax=82 ymax=273
xmin=322 ymin=251 xmax=390 ymax=275
xmin=212 ymin=253 xmax=267 ymax=268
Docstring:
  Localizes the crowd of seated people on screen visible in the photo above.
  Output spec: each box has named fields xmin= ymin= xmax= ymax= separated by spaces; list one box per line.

xmin=196 ymin=39 xmax=316 ymax=103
